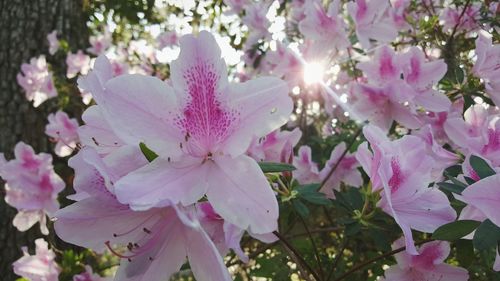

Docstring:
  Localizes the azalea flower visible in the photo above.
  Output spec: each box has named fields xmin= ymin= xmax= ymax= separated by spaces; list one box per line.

xmin=87 ymin=30 xmax=112 ymax=55
xmin=293 ymin=145 xmax=321 ymax=184
xmin=45 ymin=110 xmax=79 ymax=157
xmin=47 ymin=30 xmax=60 ymax=55
xmin=461 ymin=173 xmax=500 ymax=228
xmin=247 ymin=128 xmax=302 ymax=163
xmin=77 ymin=31 xmax=292 ymax=234
xmin=13 ymin=238 xmax=61 ymax=281
xmin=381 ymin=238 xmax=468 ymax=281
xmin=444 ymin=104 xmax=500 ymax=166
xmin=356 ymin=125 xmax=456 ymax=254
xmin=472 ymin=33 xmax=500 ymax=105
xmin=66 ymin=50 xmax=91 ymax=78
xmin=298 ymin=0 xmax=349 ymax=53
xmin=1 ymin=142 xmax=65 ymax=234
xmin=319 ymin=142 xmax=363 ymax=198
xmin=346 ymin=0 xmax=398 ymax=48
xmin=156 ymin=31 xmax=179 ymax=49
xmin=55 ymin=147 xmax=233 ymax=281
xmin=242 ymin=2 xmax=271 ymax=45
xmin=17 ymin=55 xmax=57 ymax=107
xmin=440 ymin=3 xmax=481 ymax=33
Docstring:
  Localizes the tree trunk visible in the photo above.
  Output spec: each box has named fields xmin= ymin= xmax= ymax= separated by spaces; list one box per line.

xmin=0 ymin=0 xmax=88 ymax=279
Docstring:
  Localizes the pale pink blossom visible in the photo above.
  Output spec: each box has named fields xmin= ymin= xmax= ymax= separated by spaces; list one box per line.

xmin=242 ymin=2 xmax=271 ymax=45
xmin=13 ymin=238 xmax=61 ymax=281
xmin=357 ymin=46 xmax=402 ymax=86
xmin=78 ymin=32 xmax=292 ymax=234
xmin=73 ymin=265 xmax=109 ymax=281
xmin=17 ymin=55 xmax=57 ymax=107
xmin=357 ymin=125 xmax=456 ymax=254
xmin=444 ymin=105 xmax=500 ymax=166
xmin=156 ymin=31 xmax=179 ymax=49
xmin=298 ymin=0 xmax=349 ymax=52
xmin=223 ymin=0 xmax=247 ymax=14
xmin=346 ymin=0 xmax=398 ymax=48
xmin=381 ymin=238 xmax=468 ymax=281
xmin=389 ymin=0 xmax=411 ymax=30
xmin=66 ymin=50 xmax=91 ymax=78
xmin=1 ymin=142 xmax=65 ymax=234
xmin=400 ymin=47 xmax=450 ymax=112
xmin=264 ymin=42 xmax=303 ymax=86
xmin=293 ymin=146 xmax=321 ymax=184
xmin=461 ymin=173 xmax=500 ymax=228
xmin=47 ymin=30 xmax=60 ymax=55
xmin=440 ymin=3 xmax=481 ymax=33
xmin=54 ymin=147 xmax=232 ymax=281
xmin=247 ymin=128 xmax=302 ymax=163
xmin=87 ymin=31 xmax=112 ymax=55
xmin=472 ymin=33 xmax=500 ymax=105
xmin=319 ymin=142 xmax=363 ymax=198
xmin=412 ymin=125 xmax=459 ymax=181
xmin=45 ymin=111 xmax=79 ymax=157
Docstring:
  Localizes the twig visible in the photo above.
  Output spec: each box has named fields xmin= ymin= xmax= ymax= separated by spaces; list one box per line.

xmin=273 ymin=231 xmax=322 ymax=281
xmin=320 ymin=128 xmax=363 ymax=189
xmin=332 ymin=238 xmax=434 ymax=281
xmin=447 ymin=0 xmax=472 ymax=42
xmin=298 ymin=213 xmax=325 ymax=280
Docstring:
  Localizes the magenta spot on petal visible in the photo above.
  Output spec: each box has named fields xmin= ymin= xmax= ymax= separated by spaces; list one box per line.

xmin=378 ymin=50 xmax=397 ymax=80
xmin=388 ymin=157 xmax=404 ymax=193
xmin=174 ymin=60 xmax=238 ymax=155
xmin=406 ymin=55 xmax=421 ymax=84
xmin=356 ymin=0 xmax=368 ymax=20
xmin=412 ymin=243 xmax=443 ymax=269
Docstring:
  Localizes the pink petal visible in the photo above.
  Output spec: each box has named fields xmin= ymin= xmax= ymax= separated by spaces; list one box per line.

xmin=115 ymin=156 xmax=209 ymax=210
xmin=224 ymin=76 xmax=292 ymax=157
xmin=207 ymin=155 xmax=279 ymax=234
xmin=462 ymin=174 xmax=500 ymax=227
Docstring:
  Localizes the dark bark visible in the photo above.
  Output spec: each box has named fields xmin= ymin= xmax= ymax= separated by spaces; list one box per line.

xmin=0 ymin=0 xmax=88 ymax=279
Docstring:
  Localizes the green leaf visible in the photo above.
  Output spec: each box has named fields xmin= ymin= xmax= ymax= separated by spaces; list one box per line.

xmin=473 ymin=219 xmax=500 ymax=251
xmin=470 ymin=155 xmax=496 ymax=179
xmin=258 ymin=162 xmax=296 ymax=173
xmin=456 ymin=239 xmax=474 ymax=267
xmin=296 ymin=184 xmax=331 ymax=205
xmin=292 ymin=200 xmax=309 ymax=217
xmin=437 ymin=182 xmax=466 ymax=195
xmin=432 ymin=220 xmax=481 ymax=241
xmin=139 ymin=142 xmax=158 ymax=162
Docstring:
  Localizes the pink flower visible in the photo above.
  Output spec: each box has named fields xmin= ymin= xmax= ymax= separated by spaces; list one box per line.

xmin=346 ymin=0 xmax=398 ymax=48
xmin=381 ymin=238 xmax=468 ymax=281
xmin=319 ymin=142 xmax=363 ymax=198
xmin=79 ymin=32 xmax=293 ymax=234
xmin=54 ymin=147 xmax=232 ymax=281
xmin=242 ymin=2 xmax=271 ymax=45
xmin=264 ymin=42 xmax=303 ymax=86
xmin=47 ymin=30 xmax=60 ymax=55
xmin=357 ymin=46 xmax=403 ymax=86
xmin=472 ymin=33 xmax=500 ymax=105
xmin=13 ymin=238 xmax=61 ymax=281
xmin=400 ymin=47 xmax=450 ymax=112
xmin=461 ymin=173 xmax=500 ymax=228
xmin=87 ymin=31 xmax=112 ymax=55
xmin=440 ymin=3 xmax=481 ymax=33
xmin=156 ymin=31 xmax=179 ymax=49
xmin=223 ymin=0 xmax=248 ymax=14
xmin=247 ymin=128 xmax=302 ymax=163
xmin=444 ymin=105 xmax=500 ymax=166
xmin=389 ymin=0 xmax=411 ymax=30
xmin=73 ymin=265 xmax=109 ymax=281
xmin=17 ymin=55 xmax=57 ymax=107
xmin=298 ymin=0 xmax=349 ymax=52
xmin=293 ymin=146 xmax=321 ymax=184
xmin=357 ymin=125 xmax=456 ymax=254
xmin=66 ymin=50 xmax=91 ymax=78
xmin=45 ymin=111 xmax=79 ymax=157
xmin=1 ymin=142 xmax=65 ymax=234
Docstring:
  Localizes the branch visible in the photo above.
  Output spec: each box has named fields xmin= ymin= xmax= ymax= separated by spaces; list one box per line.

xmin=320 ymin=128 xmax=363 ymax=189
xmin=273 ymin=231 xmax=322 ymax=281
xmin=332 ymin=238 xmax=434 ymax=281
